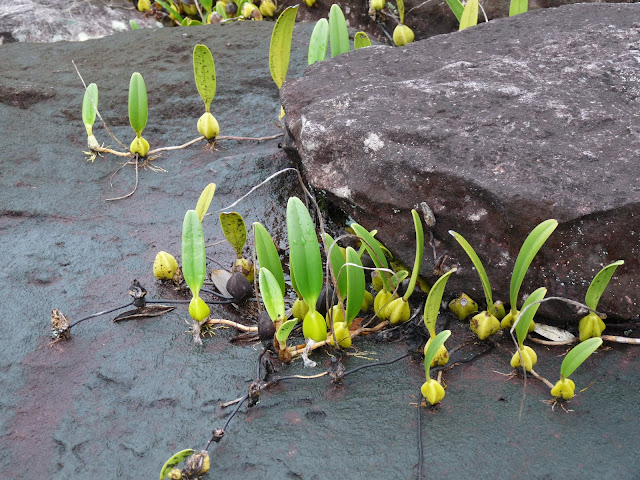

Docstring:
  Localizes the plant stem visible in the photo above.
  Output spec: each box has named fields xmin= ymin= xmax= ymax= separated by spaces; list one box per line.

xmin=529 ymin=369 xmax=555 ymax=389
xmin=202 ymin=318 xmax=257 ymax=332
xmin=68 ymin=301 xmax=134 ymax=329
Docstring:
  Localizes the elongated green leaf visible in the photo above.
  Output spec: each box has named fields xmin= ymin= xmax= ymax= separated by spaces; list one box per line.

xmin=459 ymin=0 xmax=478 ymax=30
xmin=403 ymin=209 xmax=425 ymax=301
xmin=193 ymin=44 xmax=216 ymax=112
xmin=286 ymin=197 xmax=323 ymax=309
xmin=585 ymin=260 xmax=624 ymax=311
xmin=561 ymin=337 xmax=603 ymax=379
xmin=325 ymin=233 xmax=346 ymax=297
xmin=253 ymin=222 xmax=285 ymax=295
xmin=515 ymin=287 xmax=546 ymax=347
xmin=82 ymin=83 xmax=98 ymax=128
xmin=345 ymin=247 xmax=365 ymax=325
xmin=276 ymin=319 xmax=298 ymax=344
xmin=220 ymin=212 xmax=247 ymax=257
xmin=390 ymin=270 xmax=409 ymax=288
xmin=329 ymin=4 xmax=350 ymax=58
xmin=216 ymin=1 xmax=227 ymax=18
xmin=308 ymin=18 xmax=329 ymax=65
xmin=269 ymin=5 xmax=299 ymax=89
xmin=128 ymin=72 xmax=148 ymax=135
xmin=510 ymin=219 xmax=557 ymax=310
xmin=200 ymin=0 xmax=213 ymax=12
xmin=423 ymin=269 xmax=456 ymax=338
xmin=396 ymin=0 xmax=405 ymax=24
xmin=129 ymin=19 xmax=140 ymax=30
xmin=259 ymin=268 xmax=285 ymax=322
xmin=155 ymin=0 xmax=184 ymax=22
xmin=445 ymin=0 xmax=464 ymax=22
xmin=351 ymin=223 xmax=389 ymax=290
xmin=182 ymin=210 xmax=207 ymax=298
xmin=159 ymin=449 xmax=195 ymax=479
xmin=449 ymin=230 xmax=493 ymax=312
xmin=509 ymin=0 xmax=528 ymax=16
xmin=424 ymin=330 xmax=451 ymax=378
xmin=354 ymin=32 xmax=371 ymax=49
xmin=195 ymin=183 xmax=216 ymax=222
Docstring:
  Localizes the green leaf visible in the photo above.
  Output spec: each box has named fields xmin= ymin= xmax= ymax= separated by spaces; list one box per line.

xmin=276 ymin=319 xmax=298 ymax=344
xmin=402 ymin=209 xmax=424 ymax=301
xmin=424 ymin=330 xmax=451 ymax=378
xmin=159 ymin=449 xmax=195 ymax=479
xmin=509 ymin=219 xmax=557 ymax=311
xmin=325 ymin=233 xmax=346 ymax=298
xmin=182 ymin=210 xmax=207 ymax=298
xmin=561 ymin=337 xmax=603 ymax=379
xmin=308 ymin=18 xmax=329 ymax=66
xmin=445 ymin=0 xmax=464 ymax=22
xmin=351 ymin=223 xmax=390 ymax=290
xmin=459 ymin=0 xmax=478 ymax=30
xmin=286 ymin=197 xmax=323 ymax=310
xmin=515 ymin=287 xmax=546 ymax=347
xmin=259 ymin=268 xmax=285 ymax=322
xmin=329 ymin=4 xmax=350 ymax=58
xmin=82 ymin=83 xmax=98 ymax=128
xmin=155 ymin=0 xmax=184 ymax=22
xmin=195 ymin=183 xmax=216 ymax=222
xmin=216 ymin=1 xmax=227 ymax=18
xmin=193 ymin=44 xmax=216 ymax=112
xmin=269 ymin=5 xmax=299 ymax=89
xmin=423 ymin=269 xmax=456 ymax=338
xmin=128 ymin=72 xmax=148 ymax=136
xmin=219 ymin=212 xmax=247 ymax=257
xmin=509 ymin=0 xmax=528 ymax=16
xmin=235 ymin=0 xmax=249 ymax=14
xmin=354 ymin=32 xmax=372 ymax=49
xmin=390 ymin=270 xmax=408 ymax=288
xmin=396 ymin=0 xmax=405 ymax=24
xmin=449 ymin=230 xmax=493 ymax=312
xmin=345 ymin=247 xmax=365 ymax=325
xmin=200 ymin=0 xmax=213 ymax=12
xmin=585 ymin=260 xmax=624 ymax=311
xmin=129 ymin=19 xmax=140 ymax=30
xmin=253 ymin=222 xmax=285 ymax=295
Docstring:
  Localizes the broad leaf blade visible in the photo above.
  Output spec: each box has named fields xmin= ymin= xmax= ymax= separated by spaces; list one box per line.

xmin=182 ymin=210 xmax=207 ymax=298
xmin=329 ymin=4 xmax=350 ymax=58
xmin=515 ymin=287 xmax=546 ymax=347
xmin=561 ymin=337 xmax=603 ymax=378
xmin=200 ymin=0 xmax=213 ymax=12
xmin=325 ymin=233 xmax=346 ymax=297
xmin=423 ymin=269 xmax=456 ymax=338
xmin=269 ymin=5 xmax=299 ymax=89
xmin=345 ymin=247 xmax=365 ymax=324
xmin=585 ymin=260 xmax=624 ymax=311
xmin=510 ymin=219 xmax=557 ymax=309
xmin=396 ymin=0 xmax=405 ymax=24
xmin=459 ymin=0 xmax=478 ymax=30
xmin=354 ymin=32 xmax=372 ymax=49
xmin=219 ymin=212 xmax=247 ymax=257
xmin=259 ymin=268 xmax=285 ymax=322
xmin=159 ymin=449 xmax=195 ymax=479
xmin=424 ymin=330 xmax=451 ymax=377
xmin=403 ymin=209 xmax=425 ymax=301
xmin=195 ymin=183 xmax=216 ymax=222
xmin=286 ymin=197 xmax=323 ymax=309
xmin=216 ymin=1 xmax=227 ymax=18
xmin=276 ymin=319 xmax=298 ymax=344
xmin=445 ymin=0 xmax=464 ymax=22
xmin=509 ymin=0 xmax=528 ymax=16
xmin=253 ymin=222 xmax=285 ymax=295
xmin=308 ymin=18 xmax=329 ymax=65
xmin=193 ymin=44 xmax=216 ymax=112
xmin=82 ymin=83 xmax=98 ymax=128
xmin=449 ymin=230 xmax=493 ymax=311
xmin=128 ymin=72 xmax=148 ymax=135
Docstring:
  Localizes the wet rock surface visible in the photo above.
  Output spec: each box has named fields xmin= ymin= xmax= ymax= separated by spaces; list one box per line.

xmin=1 ymin=16 xmax=639 ymax=480
xmin=282 ymin=3 xmax=640 ymax=322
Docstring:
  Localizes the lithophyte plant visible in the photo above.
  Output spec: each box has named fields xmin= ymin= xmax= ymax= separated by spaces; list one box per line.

xmin=423 ymin=269 xmax=456 ymax=367
xmin=354 ymin=32 xmax=372 ymax=49
xmin=579 ymin=260 xmax=624 ymax=342
xmin=510 ymin=287 xmax=546 ymax=372
xmin=392 ymin=0 xmax=414 ymax=46
xmin=220 ymin=212 xmax=254 ymax=282
xmin=253 ymin=222 xmax=285 ymax=294
xmin=82 ymin=83 xmax=99 ymax=151
xmin=509 ymin=0 xmax=528 ymax=16
xmin=329 ymin=4 xmax=350 ymax=58
xmin=159 ymin=448 xmax=210 ymax=480
xmin=269 ymin=5 xmax=299 ymax=119
xmin=128 ymin=72 xmax=150 ymax=156
xmin=459 ymin=0 xmax=478 ymax=30
xmin=551 ymin=337 xmax=603 ymax=400
xmin=183 ymin=209 xmax=210 ymax=323
xmin=193 ymin=44 xmax=220 ymax=141
xmin=308 ymin=18 xmax=329 ymax=65
xmin=421 ymin=330 xmax=451 ymax=405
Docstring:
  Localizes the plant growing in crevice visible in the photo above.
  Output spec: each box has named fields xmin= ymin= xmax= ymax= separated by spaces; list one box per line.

xmin=579 ymin=260 xmax=624 ymax=342
xmin=550 ymin=337 xmax=602 ymax=400
xmin=421 ymin=330 xmax=451 ymax=405
xmin=509 ymin=286 xmax=546 ymax=372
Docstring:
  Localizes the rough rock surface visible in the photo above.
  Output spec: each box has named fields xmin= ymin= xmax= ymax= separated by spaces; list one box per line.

xmin=282 ymin=3 xmax=640 ymax=321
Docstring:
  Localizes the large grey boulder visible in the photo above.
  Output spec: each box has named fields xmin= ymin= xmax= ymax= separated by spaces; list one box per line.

xmin=282 ymin=3 xmax=640 ymax=321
